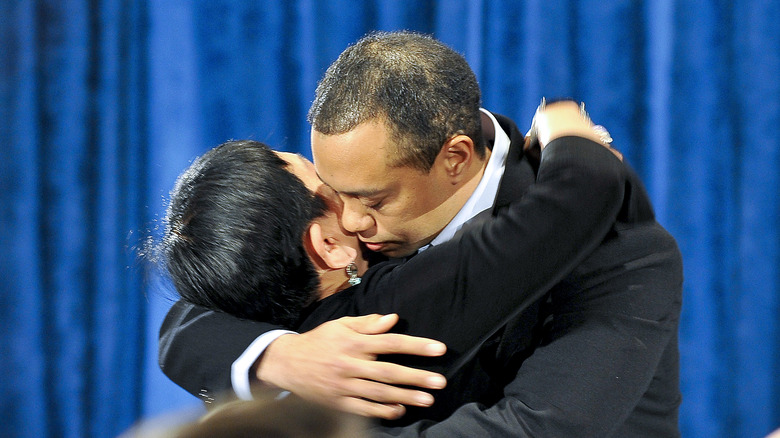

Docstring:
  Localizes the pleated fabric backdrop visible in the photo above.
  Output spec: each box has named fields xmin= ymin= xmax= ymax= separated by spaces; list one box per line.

xmin=1 ymin=1 xmax=778 ymax=437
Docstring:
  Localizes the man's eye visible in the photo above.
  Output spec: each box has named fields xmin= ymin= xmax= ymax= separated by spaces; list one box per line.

xmin=364 ymin=199 xmax=383 ymax=210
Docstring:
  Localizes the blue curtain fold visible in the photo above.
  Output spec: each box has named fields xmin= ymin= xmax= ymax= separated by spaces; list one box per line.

xmin=2 ymin=0 xmax=152 ymax=436
xmin=1 ymin=1 xmax=778 ymax=437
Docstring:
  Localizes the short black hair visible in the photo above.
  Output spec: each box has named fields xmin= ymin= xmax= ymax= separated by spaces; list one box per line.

xmin=308 ymin=31 xmax=484 ymax=172
xmin=161 ymin=140 xmax=326 ymax=327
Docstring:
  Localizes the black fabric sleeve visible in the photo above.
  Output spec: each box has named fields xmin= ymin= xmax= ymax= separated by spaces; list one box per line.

xmin=158 ymin=300 xmax=285 ymax=399
xmin=301 ymin=137 xmax=628 ymax=377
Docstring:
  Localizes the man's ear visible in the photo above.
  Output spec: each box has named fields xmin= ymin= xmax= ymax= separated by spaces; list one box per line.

xmin=308 ymin=222 xmax=358 ymax=270
xmin=441 ymin=134 xmax=476 ymax=180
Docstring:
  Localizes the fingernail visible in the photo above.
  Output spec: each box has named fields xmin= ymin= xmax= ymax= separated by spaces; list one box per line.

xmin=416 ymin=393 xmax=434 ymax=406
xmin=426 ymin=343 xmax=446 ymax=355
xmin=426 ymin=375 xmax=446 ymax=389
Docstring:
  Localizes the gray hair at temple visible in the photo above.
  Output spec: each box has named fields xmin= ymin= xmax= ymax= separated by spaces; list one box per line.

xmin=307 ymin=31 xmax=484 ymax=172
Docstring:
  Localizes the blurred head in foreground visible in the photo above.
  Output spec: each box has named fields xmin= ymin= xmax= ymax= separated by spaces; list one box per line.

xmin=122 ymin=391 xmax=368 ymax=438
xmin=174 ymin=393 xmax=369 ymax=438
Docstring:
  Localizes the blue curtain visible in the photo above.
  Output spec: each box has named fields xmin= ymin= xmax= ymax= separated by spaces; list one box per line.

xmin=1 ymin=1 xmax=778 ymax=437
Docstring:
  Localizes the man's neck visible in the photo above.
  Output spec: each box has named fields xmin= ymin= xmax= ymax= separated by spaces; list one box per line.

xmin=449 ymin=109 xmax=498 ymax=212
xmin=443 ymin=111 xmax=497 ymax=215
xmin=423 ymin=152 xmax=489 ymax=244
xmin=423 ymin=109 xmax=510 ymax=250
xmin=453 ymin=150 xmax=491 ymax=209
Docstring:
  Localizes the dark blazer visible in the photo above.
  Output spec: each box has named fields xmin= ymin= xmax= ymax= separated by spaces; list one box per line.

xmin=159 ymin=114 xmax=682 ymax=436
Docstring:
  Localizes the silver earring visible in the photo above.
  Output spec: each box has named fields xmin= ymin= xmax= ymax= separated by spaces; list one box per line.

xmin=346 ymin=261 xmax=361 ymax=286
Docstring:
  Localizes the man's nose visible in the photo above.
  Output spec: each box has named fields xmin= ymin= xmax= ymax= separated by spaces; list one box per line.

xmin=341 ymin=199 xmax=374 ymax=233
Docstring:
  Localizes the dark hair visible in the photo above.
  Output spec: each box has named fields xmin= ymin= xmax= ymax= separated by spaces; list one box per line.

xmin=307 ymin=31 xmax=484 ymax=172
xmin=161 ymin=140 xmax=326 ymax=327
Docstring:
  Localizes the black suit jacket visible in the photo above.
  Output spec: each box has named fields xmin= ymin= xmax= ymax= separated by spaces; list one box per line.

xmin=159 ymin=114 xmax=682 ymax=436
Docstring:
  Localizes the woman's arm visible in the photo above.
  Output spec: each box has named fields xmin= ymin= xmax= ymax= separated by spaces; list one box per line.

xmin=302 ymin=136 xmax=626 ymax=366
xmin=299 ymin=101 xmax=626 ymax=368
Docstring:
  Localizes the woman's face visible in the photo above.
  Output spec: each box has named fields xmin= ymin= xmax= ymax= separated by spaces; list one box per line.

xmin=275 ymin=152 xmax=369 ymax=276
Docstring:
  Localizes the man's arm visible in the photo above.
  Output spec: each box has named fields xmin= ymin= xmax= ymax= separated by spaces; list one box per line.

xmin=159 ymin=300 xmax=284 ymax=401
xmin=159 ymin=300 xmax=447 ymax=418
xmin=257 ymin=314 xmax=448 ymax=419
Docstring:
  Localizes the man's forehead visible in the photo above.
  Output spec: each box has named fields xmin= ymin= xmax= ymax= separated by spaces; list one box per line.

xmin=311 ymin=125 xmax=397 ymax=193
xmin=314 ymin=166 xmax=388 ymax=198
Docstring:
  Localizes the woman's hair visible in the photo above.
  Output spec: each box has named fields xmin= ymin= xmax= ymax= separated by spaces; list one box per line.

xmin=161 ymin=140 xmax=326 ymax=327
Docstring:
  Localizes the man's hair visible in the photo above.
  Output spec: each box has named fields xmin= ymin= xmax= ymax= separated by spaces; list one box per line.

xmin=307 ymin=31 xmax=484 ymax=172
xmin=161 ymin=140 xmax=325 ymax=327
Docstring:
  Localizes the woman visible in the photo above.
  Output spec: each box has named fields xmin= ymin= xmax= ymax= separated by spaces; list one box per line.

xmin=160 ymin=103 xmax=628 ymax=423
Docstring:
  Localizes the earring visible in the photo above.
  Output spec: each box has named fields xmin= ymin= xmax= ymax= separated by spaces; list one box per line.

xmin=345 ymin=261 xmax=361 ymax=286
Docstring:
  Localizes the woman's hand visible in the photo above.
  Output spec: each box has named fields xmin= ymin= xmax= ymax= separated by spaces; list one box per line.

xmin=527 ymin=99 xmax=623 ymax=160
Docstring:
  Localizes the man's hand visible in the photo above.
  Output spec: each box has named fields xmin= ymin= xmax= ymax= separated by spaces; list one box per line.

xmin=255 ymin=314 xmax=447 ymax=419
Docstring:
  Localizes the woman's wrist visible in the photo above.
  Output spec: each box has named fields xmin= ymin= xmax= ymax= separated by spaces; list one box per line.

xmin=530 ymin=99 xmax=613 ymax=149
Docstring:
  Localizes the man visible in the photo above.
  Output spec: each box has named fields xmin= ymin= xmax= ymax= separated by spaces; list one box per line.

xmin=160 ymin=31 xmax=682 ymax=436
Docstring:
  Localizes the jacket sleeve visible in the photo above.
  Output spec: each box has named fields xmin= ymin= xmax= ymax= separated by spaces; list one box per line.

xmin=321 ymin=137 xmax=628 ymax=375
xmin=158 ymin=300 xmax=285 ymax=401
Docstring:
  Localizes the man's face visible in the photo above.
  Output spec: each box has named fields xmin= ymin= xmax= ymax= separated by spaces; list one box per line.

xmin=311 ymin=120 xmax=461 ymax=258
